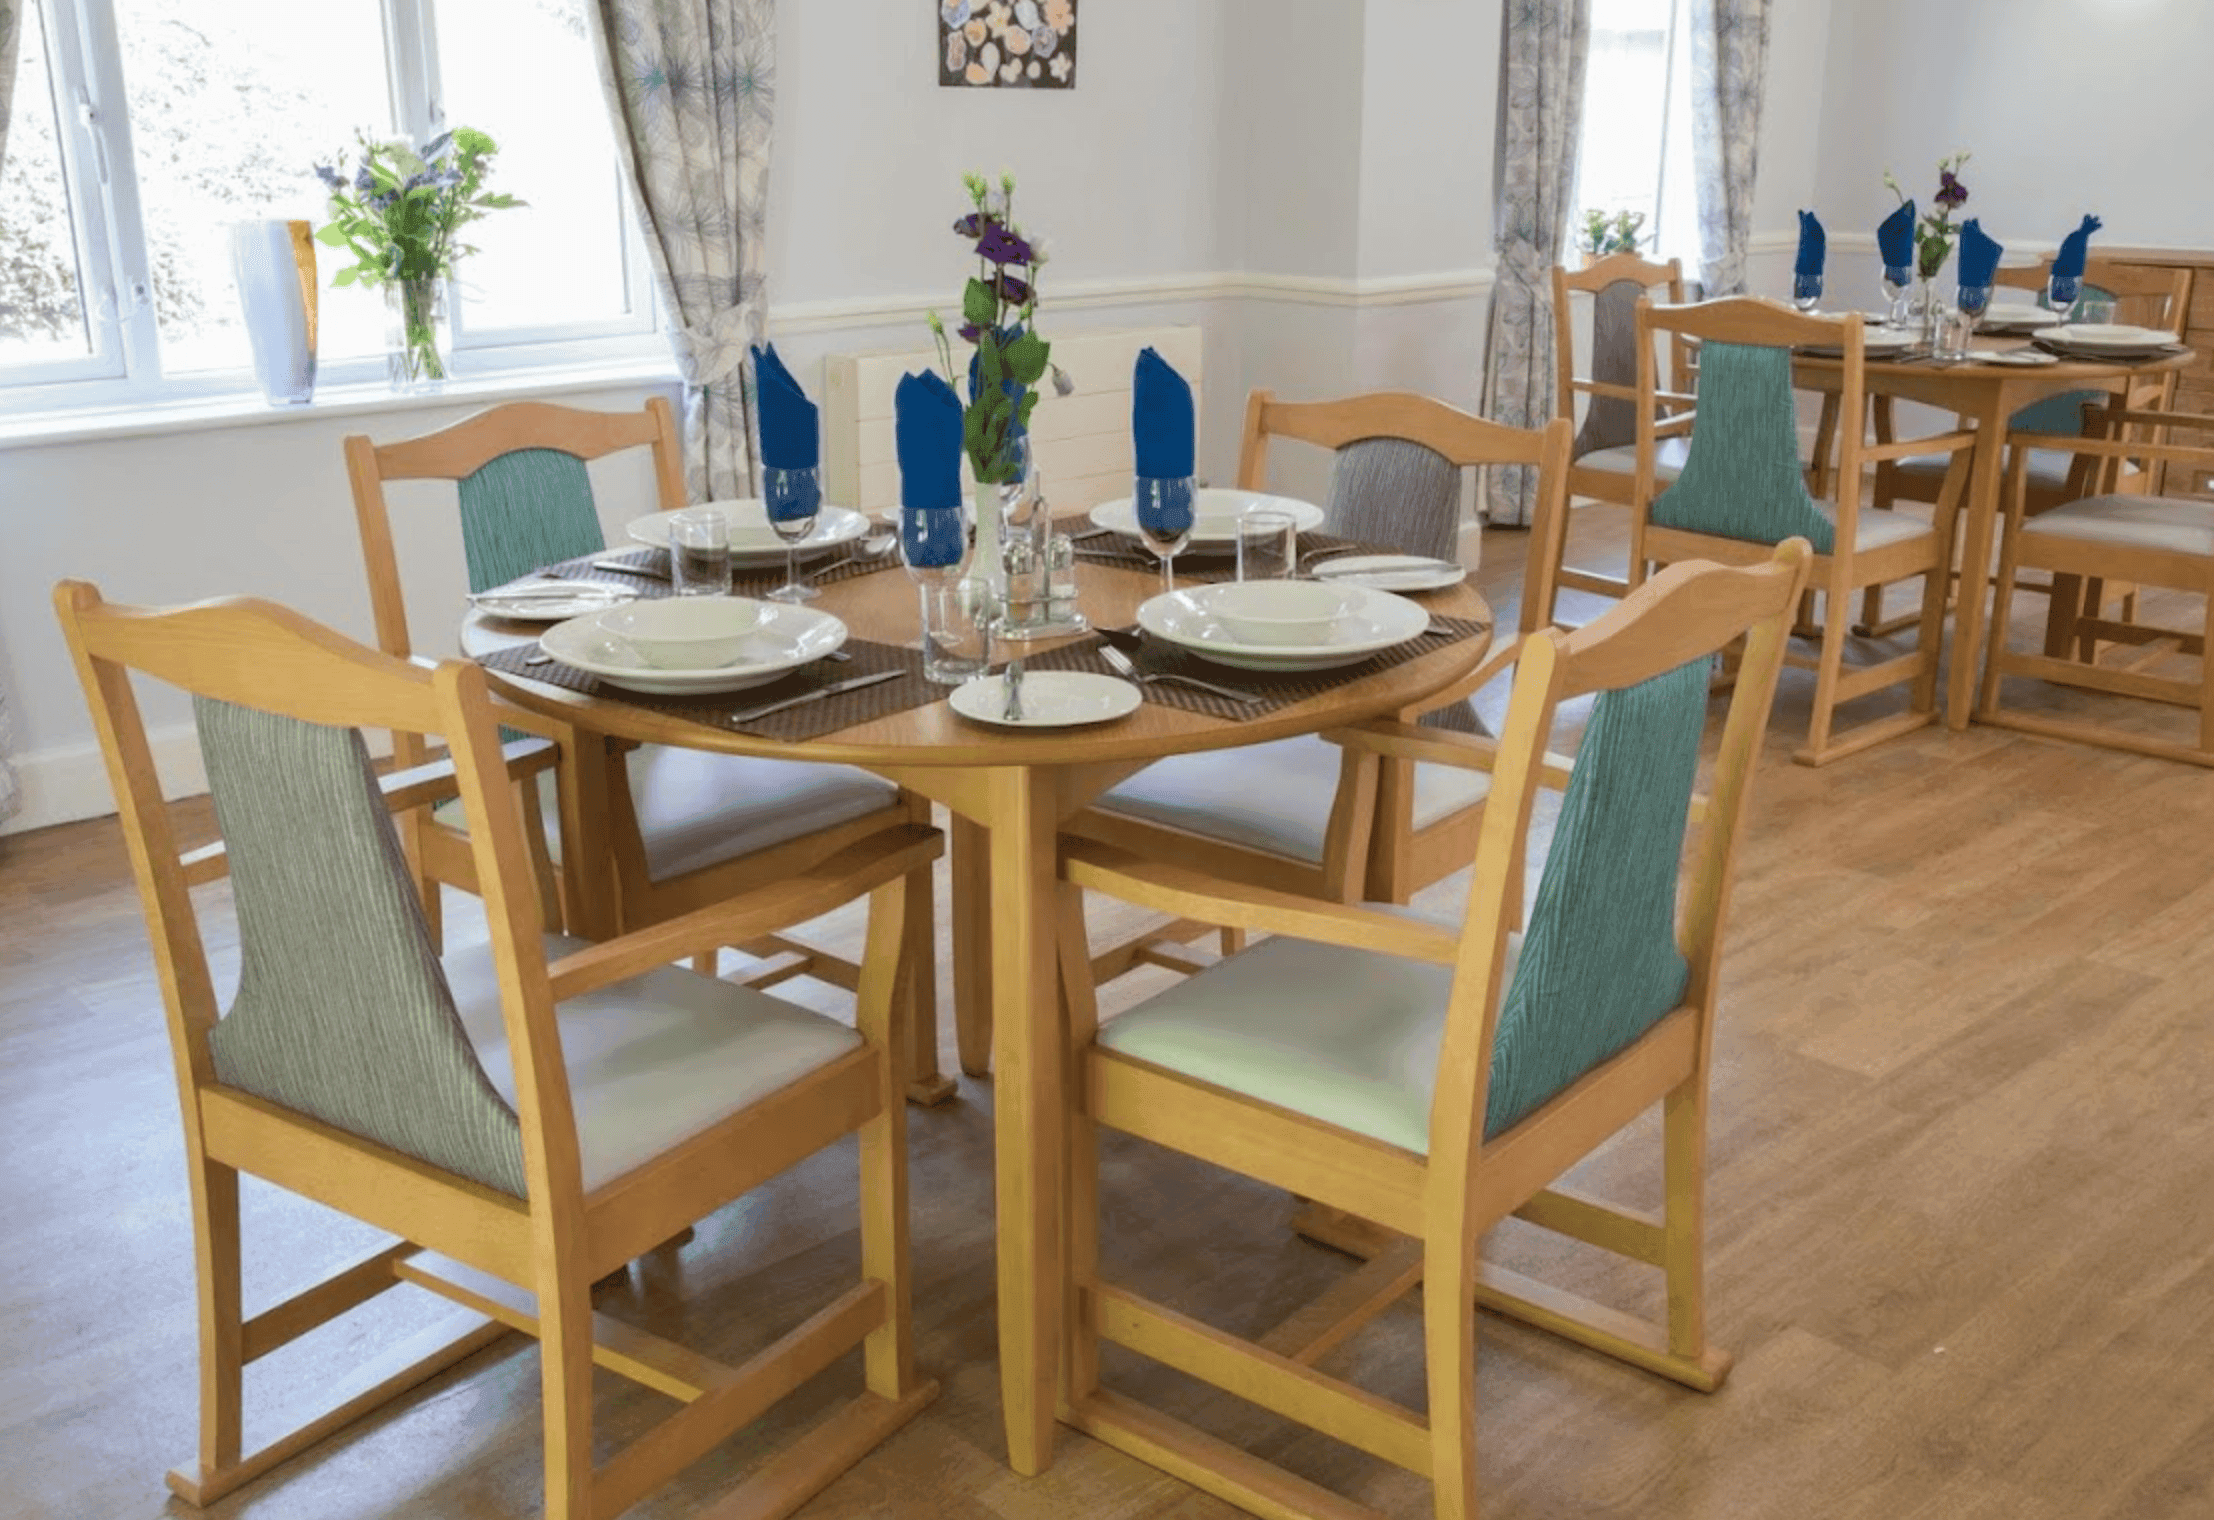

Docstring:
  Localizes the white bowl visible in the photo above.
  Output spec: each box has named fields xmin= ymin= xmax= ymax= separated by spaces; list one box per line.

xmin=598 ymin=597 xmax=767 ymax=669
xmin=1203 ymin=581 xmax=1355 ymax=646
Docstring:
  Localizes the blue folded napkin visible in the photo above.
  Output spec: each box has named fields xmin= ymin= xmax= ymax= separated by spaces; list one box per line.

xmin=1957 ymin=219 xmax=2002 ymax=291
xmin=894 ymin=370 xmax=964 ymax=515
xmin=751 ymin=343 xmax=820 ymax=471
xmin=2053 ymin=214 xmax=2103 ymax=281
xmin=1132 ymin=347 xmax=1196 ymax=480
xmin=1877 ymin=201 xmax=1915 ymax=274
xmin=1795 ymin=211 xmax=1826 ymax=278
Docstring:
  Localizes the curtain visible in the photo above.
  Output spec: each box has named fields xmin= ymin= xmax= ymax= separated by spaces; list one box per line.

xmin=1479 ymin=0 xmax=1591 ymax=526
xmin=1687 ymin=0 xmax=1769 ymax=297
xmin=0 ymin=2 xmax=23 ymax=823
xmin=589 ymin=0 xmax=775 ymax=503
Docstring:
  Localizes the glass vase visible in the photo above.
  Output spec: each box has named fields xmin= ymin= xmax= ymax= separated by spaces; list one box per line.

xmin=1916 ymin=273 xmax=1944 ymax=352
xmin=385 ymin=275 xmax=450 ymax=392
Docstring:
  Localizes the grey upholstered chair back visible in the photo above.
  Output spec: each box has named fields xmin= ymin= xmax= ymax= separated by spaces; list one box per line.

xmin=196 ymin=696 xmax=527 ymax=1196
xmin=1570 ymin=278 xmax=1647 ymax=459
xmin=1325 ymin=435 xmax=1477 ymax=732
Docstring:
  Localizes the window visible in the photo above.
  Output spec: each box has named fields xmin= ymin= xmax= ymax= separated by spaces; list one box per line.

xmin=0 ymin=0 xmax=659 ymax=413
xmin=1571 ymin=0 xmax=1699 ymax=270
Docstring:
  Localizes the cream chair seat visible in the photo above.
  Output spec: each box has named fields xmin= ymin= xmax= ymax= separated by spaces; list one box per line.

xmin=1570 ymin=435 xmax=1690 ymax=484
xmin=2019 ymin=493 xmax=2214 ymax=555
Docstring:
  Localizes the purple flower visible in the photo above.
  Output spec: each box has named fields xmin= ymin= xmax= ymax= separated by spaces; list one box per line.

xmin=1935 ymin=170 xmax=1968 ymax=209
xmin=953 ymin=211 xmax=989 ymax=238
xmin=353 ymin=166 xmax=377 ymax=195
xmin=314 ymin=164 xmax=345 ymax=193
xmin=957 ymin=321 xmax=982 ymax=341
xmin=977 ymin=223 xmax=1033 ymax=265
xmin=996 ymin=272 xmax=1031 ymax=304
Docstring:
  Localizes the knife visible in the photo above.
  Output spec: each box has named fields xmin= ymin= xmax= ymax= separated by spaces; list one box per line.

xmin=728 ymin=667 xmax=901 ymax=724
xmin=589 ymin=557 xmax=672 ymax=581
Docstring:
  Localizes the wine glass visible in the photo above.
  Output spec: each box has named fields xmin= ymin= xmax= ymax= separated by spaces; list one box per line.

xmin=2046 ymin=271 xmax=2083 ymax=335
xmin=1947 ymin=283 xmax=1992 ymax=361
xmin=1792 ymin=271 xmax=1823 ymax=314
xmin=1881 ymin=265 xmax=1913 ymax=328
xmin=762 ymin=464 xmax=822 ymax=603
xmin=1132 ymin=473 xmax=1196 ymax=592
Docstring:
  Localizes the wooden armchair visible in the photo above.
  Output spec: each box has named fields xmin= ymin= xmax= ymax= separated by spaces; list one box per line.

xmin=1631 ymin=297 xmax=1976 ymax=764
xmin=54 ymin=580 xmax=940 ymax=1517
xmin=1980 ymin=406 xmax=2214 ymax=765
xmin=1546 ymin=252 xmax=1695 ymax=622
xmin=1053 ymin=543 xmax=1810 ymax=1520
xmin=348 ymin=398 xmax=951 ymax=1102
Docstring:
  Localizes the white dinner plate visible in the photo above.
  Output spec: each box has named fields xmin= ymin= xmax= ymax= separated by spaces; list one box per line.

xmin=1136 ymin=581 xmax=1430 ymax=671
xmin=1089 ymin=488 xmax=1326 ymax=550
xmin=1308 ymin=554 xmax=1469 ymax=592
xmin=1801 ymin=329 xmax=1918 ymax=358
xmin=538 ymin=600 xmax=848 ymax=695
xmin=1981 ymin=348 xmax=2060 ymax=367
xmin=1978 ymin=301 xmax=2051 ymax=332
xmin=2029 ymin=323 xmax=2178 ymax=355
xmin=625 ymin=500 xmax=871 ymax=561
xmin=948 ymin=671 xmax=1142 ymax=729
xmin=468 ymin=579 xmax=638 ymax=622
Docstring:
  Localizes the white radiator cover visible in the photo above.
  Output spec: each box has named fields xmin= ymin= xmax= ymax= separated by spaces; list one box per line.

xmin=822 ymin=325 xmax=1203 ymax=515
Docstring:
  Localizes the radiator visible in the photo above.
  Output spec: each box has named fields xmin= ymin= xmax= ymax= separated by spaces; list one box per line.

xmin=822 ymin=325 xmax=1203 ymax=515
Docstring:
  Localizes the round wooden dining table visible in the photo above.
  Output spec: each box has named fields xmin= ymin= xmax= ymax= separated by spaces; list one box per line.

xmin=1793 ymin=341 xmax=2196 ymax=729
xmin=473 ymin=548 xmax=1496 ymax=1477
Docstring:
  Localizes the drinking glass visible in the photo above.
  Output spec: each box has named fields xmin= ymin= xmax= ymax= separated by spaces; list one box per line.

xmin=2046 ymin=271 xmax=2084 ymax=334
xmin=1792 ymin=272 xmax=1823 ymax=314
xmin=1132 ymin=473 xmax=1197 ymax=591
xmin=1235 ymin=507 xmax=1298 ymax=582
xmin=1881 ymin=265 xmax=1913 ymax=327
xmin=668 ymin=507 xmax=730 ymax=597
xmin=763 ymin=464 xmax=822 ymax=603
xmin=919 ymin=581 xmax=998 ymax=685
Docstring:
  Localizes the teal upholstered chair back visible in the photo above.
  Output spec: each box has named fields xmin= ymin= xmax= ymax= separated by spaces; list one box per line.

xmin=1482 ymin=653 xmax=1707 ymax=1137
xmin=456 ymin=448 xmax=605 ymax=593
xmin=1650 ymin=342 xmax=1837 ymax=554
xmin=196 ymin=696 xmax=527 ymax=1196
xmin=1571 ymin=279 xmax=1647 ymax=458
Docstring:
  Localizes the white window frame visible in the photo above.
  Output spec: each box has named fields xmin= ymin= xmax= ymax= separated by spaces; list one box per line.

xmin=1571 ymin=0 xmax=1700 ymax=272
xmin=0 ymin=0 xmax=664 ymax=418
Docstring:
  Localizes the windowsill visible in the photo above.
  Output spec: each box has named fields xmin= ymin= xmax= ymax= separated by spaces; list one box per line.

xmin=0 ymin=356 xmax=683 ymax=451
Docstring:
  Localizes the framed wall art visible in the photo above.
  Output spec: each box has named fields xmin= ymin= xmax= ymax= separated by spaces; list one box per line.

xmin=940 ymin=0 xmax=1076 ymax=89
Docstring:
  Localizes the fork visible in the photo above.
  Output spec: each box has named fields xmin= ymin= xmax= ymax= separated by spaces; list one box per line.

xmin=1098 ymin=643 xmax=1263 ymax=705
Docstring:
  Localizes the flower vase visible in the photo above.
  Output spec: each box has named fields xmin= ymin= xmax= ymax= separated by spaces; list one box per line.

xmin=386 ymin=276 xmax=450 ymax=392
xmin=963 ymin=476 xmax=1005 ymax=607
xmin=1916 ymin=274 xmax=1944 ymax=351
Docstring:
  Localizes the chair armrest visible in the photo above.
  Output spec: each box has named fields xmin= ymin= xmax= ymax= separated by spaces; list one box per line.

xmin=1327 ymin=719 xmax=1577 ymax=792
xmin=1861 ymin=428 xmax=1976 ymax=464
xmin=1655 ymin=411 xmax=1697 ymax=439
xmin=176 ymin=735 xmax=561 ymax=887
xmin=1402 ymin=638 xmax=1521 ymax=721
xmin=1061 ymin=840 xmax=1461 ymax=966
xmin=2092 ymin=407 xmax=2214 ymax=433
xmin=546 ymin=824 xmax=943 ymax=1001
xmin=2006 ymin=430 xmax=2214 ymax=468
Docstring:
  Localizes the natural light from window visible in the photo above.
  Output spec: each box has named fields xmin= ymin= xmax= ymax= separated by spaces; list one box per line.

xmin=1573 ymin=0 xmax=1700 ymax=271
xmin=0 ymin=3 xmax=94 ymax=368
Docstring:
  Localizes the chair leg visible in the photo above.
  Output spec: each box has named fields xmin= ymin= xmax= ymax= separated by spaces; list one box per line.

xmin=2043 ymin=572 xmax=2085 ymax=659
xmin=858 ymin=878 xmax=925 ymax=1400
xmin=1421 ymin=1228 xmax=1480 ymax=1520
xmin=950 ymin=816 xmax=993 ymax=1079
xmin=2078 ymin=576 xmax=2109 ymax=662
xmin=1797 ymin=580 xmax=1853 ymax=764
xmin=1058 ymin=883 xmax=1104 ymax=1409
xmin=536 ymin=1266 xmax=597 ymax=1520
xmin=193 ymin=1158 xmax=245 ymax=1483
xmin=1661 ymin=1081 xmax=1710 ymax=1365
xmin=903 ymin=859 xmax=955 ymax=1105
xmin=2197 ymin=591 xmax=2214 ymax=758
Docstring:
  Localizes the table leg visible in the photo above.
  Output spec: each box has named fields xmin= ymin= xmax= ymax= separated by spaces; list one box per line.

xmin=951 ymin=815 xmax=993 ymax=1079
xmin=1944 ymin=390 xmax=2014 ymax=731
xmin=551 ymin=725 xmax=620 ymax=940
xmin=986 ymin=766 xmax=1063 ymax=1476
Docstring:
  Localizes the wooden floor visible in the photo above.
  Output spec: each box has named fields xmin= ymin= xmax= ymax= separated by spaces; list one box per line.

xmin=8 ymin=506 xmax=2214 ymax=1518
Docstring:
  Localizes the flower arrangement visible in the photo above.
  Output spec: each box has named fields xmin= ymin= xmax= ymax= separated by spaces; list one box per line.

xmin=924 ymin=169 xmax=1071 ymax=484
xmin=1580 ymin=207 xmax=1647 ymax=257
xmin=1883 ymin=151 xmax=1970 ymax=280
xmin=314 ymin=128 xmax=520 ymax=384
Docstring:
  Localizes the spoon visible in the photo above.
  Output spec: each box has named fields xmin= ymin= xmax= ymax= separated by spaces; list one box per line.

xmin=809 ymin=531 xmax=898 ymax=585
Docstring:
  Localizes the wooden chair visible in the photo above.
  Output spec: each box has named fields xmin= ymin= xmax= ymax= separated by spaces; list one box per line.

xmin=1053 ymin=543 xmax=1811 ymax=1520
xmin=945 ymin=396 xmax=1572 ymax=1080
xmin=1546 ymin=252 xmax=1695 ymax=623
xmin=347 ymin=398 xmax=951 ymax=1102
xmin=1980 ymin=406 xmax=2214 ymax=765
xmin=53 ymin=580 xmax=940 ymax=1519
xmin=1630 ymin=297 xmax=1976 ymax=765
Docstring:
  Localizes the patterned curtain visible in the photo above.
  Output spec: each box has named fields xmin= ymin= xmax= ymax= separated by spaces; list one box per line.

xmin=1 ymin=1 xmax=23 ymax=823
xmin=1687 ymin=0 xmax=1770 ymax=297
xmin=589 ymin=0 xmax=774 ymax=503
xmin=1478 ymin=0 xmax=1590 ymax=526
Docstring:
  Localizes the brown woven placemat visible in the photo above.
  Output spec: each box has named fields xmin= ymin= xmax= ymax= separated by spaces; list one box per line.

xmin=1016 ymin=614 xmax=1492 ymax=722
xmin=527 ymin=542 xmax=902 ymax=600
xmin=478 ymin=635 xmax=944 ymax=743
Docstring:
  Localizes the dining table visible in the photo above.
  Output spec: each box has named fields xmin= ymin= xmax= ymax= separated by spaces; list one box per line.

xmin=1793 ymin=338 xmax=2197 ymax=729
xmin=464 ymin=527 xmax=1497 ymax=1477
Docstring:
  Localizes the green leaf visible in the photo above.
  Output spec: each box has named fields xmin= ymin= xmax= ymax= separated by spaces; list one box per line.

xmin=962 ymin=277 xmax=997 ymax=330
xmin=332 ymin=266 xmax=360 ymax=287
xmin=1003 ymin=329 xmax=1048 ymax=386
xmin=979 ymin=334 xmax=1004 ymax=390
xmin=1018 ymin=391 xmax=1039 ymax=427
xmin=314 ymin=224 xmax=353 ymax=247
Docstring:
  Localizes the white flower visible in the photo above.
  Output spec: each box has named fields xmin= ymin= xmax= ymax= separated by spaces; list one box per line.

xmin=1028 ymin=234 xmax=1052 ymax=265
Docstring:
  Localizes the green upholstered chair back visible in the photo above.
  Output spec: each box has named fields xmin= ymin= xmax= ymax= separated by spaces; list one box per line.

xmin=457 ymin=448 xmax=604 ymax=593
xmin=1482 ymin=654 xmax=1707 ymax=1136
xmin=2008 ymin=389 xmax=2101 ymax=437
xmin=1650 ymin=341 xmax=1836 ymax=554
xmin=1571 ymin=279 xmax=1647 ymax=458
xmin=196 ymin=696 xmax=527 ymax=1196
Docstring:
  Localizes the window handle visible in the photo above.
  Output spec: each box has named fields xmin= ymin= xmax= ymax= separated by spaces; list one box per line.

xmin=74 ymin=87 xmax=111 ymax=186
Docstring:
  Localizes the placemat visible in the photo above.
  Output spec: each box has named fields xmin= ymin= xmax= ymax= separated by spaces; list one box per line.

xmin=1017 ymin=615 xmax=1493 ymax=722
xmin=478 ymin=635 xmax=943 ymax=743
xmin=1068 ymin=529 xmax=1375 ymax=584
xmin=528 ymin=542 xmax=902 ymax=600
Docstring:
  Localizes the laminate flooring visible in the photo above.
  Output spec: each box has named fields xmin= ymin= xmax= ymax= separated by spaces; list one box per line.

xmin=6 ymin=505 xmax=2214 ymax=1518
